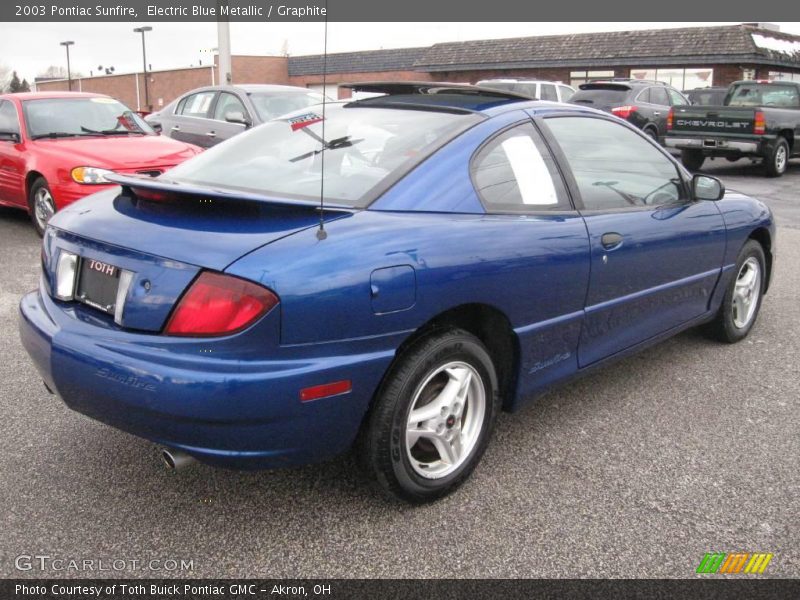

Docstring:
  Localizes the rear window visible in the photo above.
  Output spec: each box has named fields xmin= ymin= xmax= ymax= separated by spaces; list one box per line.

xmin=163 ymin=103 xmax=480 ymax=207
xmin=726 ymin=83 xmax=800 ymax=108
xmin=570 ymin=85 xmax=630 ymax=107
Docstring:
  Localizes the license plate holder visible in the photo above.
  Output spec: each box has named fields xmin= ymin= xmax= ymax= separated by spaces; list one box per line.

xmin=76 ymin=258 xmax=120 ymax=315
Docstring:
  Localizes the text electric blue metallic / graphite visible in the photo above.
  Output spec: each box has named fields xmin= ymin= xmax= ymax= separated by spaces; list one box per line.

xmin=19 ymin=83 xmax=775 ymax=503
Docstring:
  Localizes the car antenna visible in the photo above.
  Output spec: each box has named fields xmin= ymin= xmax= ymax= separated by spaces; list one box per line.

xmin=316 ymin=1 xmax=329 ymax=241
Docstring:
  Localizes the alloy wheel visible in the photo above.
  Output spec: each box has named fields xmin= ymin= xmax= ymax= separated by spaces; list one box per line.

xmin=405 ymin=361 xmax=486 ymax=479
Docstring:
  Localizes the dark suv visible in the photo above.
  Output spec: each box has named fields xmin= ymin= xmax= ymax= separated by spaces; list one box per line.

xmin=569 ymin=79 xmax=689 ymax=143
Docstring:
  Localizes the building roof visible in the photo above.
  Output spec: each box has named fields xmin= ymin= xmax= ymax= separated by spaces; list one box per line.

xmin=414 ymin=24 xmax=800 ymax=72
xmin=288 ymin=46 xmax=428 ymax=76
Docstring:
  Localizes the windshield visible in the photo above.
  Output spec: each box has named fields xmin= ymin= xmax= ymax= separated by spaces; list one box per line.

xmin=164 ymin=103 xmax=479 ymax=207
xmin=478 ymin=81 xmax=538 ymax=98
xmin=249 ymin=92 xmax=326 ymax=121
xmin=726 ymin=83 xmax=800 ymax=108
xmin=24 ymin=97 xmax=155 ymax=139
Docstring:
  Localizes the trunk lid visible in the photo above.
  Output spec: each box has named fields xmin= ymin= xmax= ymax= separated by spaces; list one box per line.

xmin=670 ymin=106 xmax=756 ymax=135
xmin=45 ymin=176 xmax=351 ymax=332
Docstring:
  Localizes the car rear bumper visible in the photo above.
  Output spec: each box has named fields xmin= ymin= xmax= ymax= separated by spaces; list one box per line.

xmin=19 ymin=285 xmax=395 ymax=469
xmin=665 ymin=137 xmax=760 ymax=154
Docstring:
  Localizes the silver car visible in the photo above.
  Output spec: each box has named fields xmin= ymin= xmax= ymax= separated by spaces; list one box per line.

xmin=146 ymin=84 xmax=326 ymax=148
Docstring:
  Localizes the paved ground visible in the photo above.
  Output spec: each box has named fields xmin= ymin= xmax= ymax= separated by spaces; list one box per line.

xmin=0 ymin=160 xmax=797 ymax=579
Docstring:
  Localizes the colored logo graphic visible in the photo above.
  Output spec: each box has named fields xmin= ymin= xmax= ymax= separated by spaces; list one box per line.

xmin=696 ymin=552 xmax=774 ymax=574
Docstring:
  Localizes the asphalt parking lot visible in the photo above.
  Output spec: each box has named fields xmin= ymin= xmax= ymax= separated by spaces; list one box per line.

xmin=0 ymin=158 xmax=797 ymax=579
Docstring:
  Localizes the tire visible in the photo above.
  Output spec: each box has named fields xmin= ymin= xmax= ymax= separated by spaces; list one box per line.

xmin=705 ymin=240 xmax=766 ymax=343
xmin=681 ymin=149 xmax=705 ymax=171
xmin=28 ymin=177 xmax=56 ymax=237
xmin=764 ymin=137 xmax=789 ymax=178
xmin=359 ymin=328 xmax=500 ymax=503
xmin=644 ymin=127 xmax=659 ymax=143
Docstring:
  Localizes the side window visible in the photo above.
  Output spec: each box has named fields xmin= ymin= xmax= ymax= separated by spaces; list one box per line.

xmin=544 ymin=116 xmax=685 ymax=211
xmin=650 ymin=87 xmax=670 ymax=106
xmin=668 ymin=89 xmax=688 ymax=106
xmin=0 ymin=100 xmax=20 ymax=134
xmin=540 ymin=84 xmax=558 ymax=102
xmin=636 ymin=88 xmax=651 ymax=103
xmin=471 ymin=122 xmax=569 ymax=213
xmin=558 ymin=85 xmax=574 ymax=102
xmin=213 ymin=92 xmax=248 ymax=121
xmin=177 ymin=92 xmax=216 ymax=118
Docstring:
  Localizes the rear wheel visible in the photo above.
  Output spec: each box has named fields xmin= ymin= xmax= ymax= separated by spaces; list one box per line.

xmin=359 ymin=328 xmax=500 ymax=503
xmin=644 ymin=127 xmax=659 ymax=143
xmin=28 ymin=177 xmax=56 ymax=237
xmin=764 ymin=137 xmax=789 ymax=178
xmin=705 ymin=240 xmax=765 ymax=343
xmin=681 ymin=149 xmax=705 ymax=171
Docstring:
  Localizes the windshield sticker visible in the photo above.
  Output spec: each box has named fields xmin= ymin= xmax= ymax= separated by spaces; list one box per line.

xmin=287 ymin=112 xmax=324 ymax=131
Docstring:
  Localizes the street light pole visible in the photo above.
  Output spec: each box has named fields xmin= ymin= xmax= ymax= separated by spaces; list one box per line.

xmin=60 ymin=41 xmax=74 ymax=91
xmin=133 ymin=26 xmax=153 ymax=111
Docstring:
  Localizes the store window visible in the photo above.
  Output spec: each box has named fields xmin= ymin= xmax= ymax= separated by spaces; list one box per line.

xmin=629 ymin=68 xmax=714 ymax=91
xmin=768 ymin=71 xmax=800 ymax=83
xmin=570 ymin=70 xmax=614 ymax=87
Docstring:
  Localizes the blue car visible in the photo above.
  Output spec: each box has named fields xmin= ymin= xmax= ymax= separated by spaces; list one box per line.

xmin=19 ymin=83 xmax=775 ymax=503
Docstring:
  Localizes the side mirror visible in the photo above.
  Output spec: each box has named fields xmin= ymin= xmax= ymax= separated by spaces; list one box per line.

xmin=692 ymin=174 xmax=725 ymax=201
xmin=225 ymin=111 xmax=251 ymax=127
xmin=150 ymin=122 xmax=162 ymax=134
xmin=0 ymin=131 xmax=20 ymax=143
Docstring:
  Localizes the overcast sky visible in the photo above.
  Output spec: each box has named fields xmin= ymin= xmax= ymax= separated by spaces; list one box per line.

xmin=2 ymin=21 xmax=800 ymax=83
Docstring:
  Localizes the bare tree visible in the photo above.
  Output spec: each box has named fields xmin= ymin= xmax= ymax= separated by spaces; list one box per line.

xmin=0 ymin=63 xmax=11 ymax=92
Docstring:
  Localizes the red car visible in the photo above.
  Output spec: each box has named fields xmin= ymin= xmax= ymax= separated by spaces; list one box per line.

xmin=0 ymin=92 xmax=201 ymax=235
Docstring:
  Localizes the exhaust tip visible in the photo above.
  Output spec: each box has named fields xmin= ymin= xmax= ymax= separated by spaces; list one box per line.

xmin=160 ymin=447 xmax=195 ymax=471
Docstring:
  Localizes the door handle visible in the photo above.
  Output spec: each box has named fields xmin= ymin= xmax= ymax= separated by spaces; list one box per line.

xmin=170 ymin=126 xmax=180 ymax=131
xmin=206 ymin=131 xmax=217 ymax=138
xmin=653 ymin=111 xmax=661 ymax=116
xmin=601 ymin=232 xmax=623 ymax=250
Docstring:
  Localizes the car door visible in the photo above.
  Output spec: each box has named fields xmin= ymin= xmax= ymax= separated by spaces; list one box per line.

xmin=540 ymin=114 xmax=726 ymax=367
xmin=647 ymin=86 xmax=671 ymax=136
xmin=206 ymin=91 xmax=251 ymax=145
xmin=168 ymin=90 xmax=218 ymax=148
xmin=0 ymin=99 xmax=25 ymax=206
xmin=469 ymin=120 xmax=591 ymax=396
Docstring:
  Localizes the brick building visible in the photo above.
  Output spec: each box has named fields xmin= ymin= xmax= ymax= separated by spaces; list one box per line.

xmin=35 ymin=23 xmax=800 ymax=108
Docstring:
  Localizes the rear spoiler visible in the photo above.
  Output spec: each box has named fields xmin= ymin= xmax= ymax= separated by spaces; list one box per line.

xmin=106 ymin=173 xmax=356 ymax=212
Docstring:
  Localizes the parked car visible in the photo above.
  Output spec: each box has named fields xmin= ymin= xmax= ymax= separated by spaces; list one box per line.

xmin=146 ymin=84 xmax=326 ymax=148
xmin=684 ymin=86 xmax=728 ymax=106
xmin=666 ymin=80 xmax=800 ymax=176
xmin=477 ymin=79 xmax=575 ymax=102
xmin=20 ymin=83 xmax=774 ymax=503
xmin=0 ymin=92 xmax=200 ymax=235
xmin=569 ymin=79 xmax=689 ymax=143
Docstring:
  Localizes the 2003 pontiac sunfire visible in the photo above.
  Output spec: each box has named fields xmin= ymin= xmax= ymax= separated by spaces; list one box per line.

xmin=19 ymin=83 xmax=775 ymax=502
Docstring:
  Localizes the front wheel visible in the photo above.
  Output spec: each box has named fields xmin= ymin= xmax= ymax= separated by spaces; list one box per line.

xmin=764 ymin=137 xmax=789 ymax=178
xmin=681 ymin=149 xmax=705 ymax=171
xmin=705 ymin=240 xmax=766 ymax=343
xmin=28 ymin=177 xmax=56 ymax=237
xmin=359 ymin=328 xmax=500 ymax=503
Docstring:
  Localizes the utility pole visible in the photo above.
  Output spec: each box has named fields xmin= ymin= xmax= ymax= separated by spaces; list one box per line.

xmin=133 ymin=26 xmax=153 ymax=111
xmin=60 ymin=41 xmax=74 ymax=91
xmin=216 ymin=0 xmax=232 ymax=84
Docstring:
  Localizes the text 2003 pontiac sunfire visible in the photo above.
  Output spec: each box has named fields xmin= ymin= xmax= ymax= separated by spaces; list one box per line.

xmin=19 ymin=83 xmax=775 ymax=503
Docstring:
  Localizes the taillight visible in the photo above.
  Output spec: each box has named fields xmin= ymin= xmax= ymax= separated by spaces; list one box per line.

xmin=611 ymin=105 xmax=637 ymax=119
xmin=165 ymin=271 xmax=278 ymax=336
xmin=754 ymin=111 xmax=766 ymax=135
xmin=667 ymin=108 xmax=674 ymax=131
